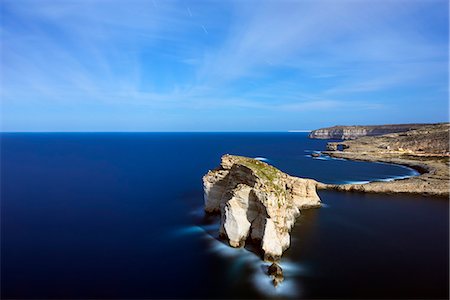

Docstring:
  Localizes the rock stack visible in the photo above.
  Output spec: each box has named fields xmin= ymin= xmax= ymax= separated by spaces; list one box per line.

xmin=203 ymin=154 xmax=321 ymax=261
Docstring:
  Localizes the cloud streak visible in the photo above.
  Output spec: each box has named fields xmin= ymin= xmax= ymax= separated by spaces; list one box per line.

xmin=1 ymin=0 xmax=448 ymax=131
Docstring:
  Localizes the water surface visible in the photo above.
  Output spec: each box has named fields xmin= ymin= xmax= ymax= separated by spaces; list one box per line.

xmin=1 ymin=133 xmax=448 ymax=299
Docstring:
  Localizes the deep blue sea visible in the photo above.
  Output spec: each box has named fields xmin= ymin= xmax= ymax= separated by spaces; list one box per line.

xmin=1 ymin=133 xmax=448 ymax=299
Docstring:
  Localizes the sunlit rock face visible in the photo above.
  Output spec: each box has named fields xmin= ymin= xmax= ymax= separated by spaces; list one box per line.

xmin=203 ymin=154 xmax=321 ymax=261
xmin=308 ymin=124 xmax=429 ymax=140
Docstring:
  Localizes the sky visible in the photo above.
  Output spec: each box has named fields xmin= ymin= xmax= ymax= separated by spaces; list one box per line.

xmin=0 ymin=0 xmax=448 ymax=131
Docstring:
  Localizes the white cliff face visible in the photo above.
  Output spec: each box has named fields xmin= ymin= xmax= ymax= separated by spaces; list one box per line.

xmin=221 ymin=185 xmax=253 ymax=247
xmin=203 ymin=154 xmax=321 ymax=261
xmin=262 ymin=219 xmax=283 ymax=259
xmin=203 ymin=169 xmax=229 ymax=213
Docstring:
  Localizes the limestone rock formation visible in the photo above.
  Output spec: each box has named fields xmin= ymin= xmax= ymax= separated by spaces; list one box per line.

xmin=325 ymin=123 xmax=450 ymax=157
xmin=203 ymin=155 xmax=321 ymax=261
xmin=308 ymin=123 xmax=437 ymax=140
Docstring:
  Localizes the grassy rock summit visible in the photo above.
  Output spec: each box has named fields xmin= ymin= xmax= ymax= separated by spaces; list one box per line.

xmin=309 ymin=123 xmax=438 ymax=140
xmin=203 ymin=155 xmax=321 ymax=262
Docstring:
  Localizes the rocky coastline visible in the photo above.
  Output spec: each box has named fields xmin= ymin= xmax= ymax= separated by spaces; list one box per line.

xmin=309 ymin=123 xmax=438 ymax=140
xmin=317 ymin=123 xmax=450 ymax=197
xmin=201 ymin=124 xmax=448 ymax=287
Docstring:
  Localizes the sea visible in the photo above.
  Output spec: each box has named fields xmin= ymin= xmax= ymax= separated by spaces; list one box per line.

xmin=1 ymin=132 xmax=448 ymax=299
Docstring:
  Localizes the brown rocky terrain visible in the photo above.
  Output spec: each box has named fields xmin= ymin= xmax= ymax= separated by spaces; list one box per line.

xmin=309 ymin=123 xmax=438 ymax=140
xmin=320 ymin=123 xmax=449 ymax=197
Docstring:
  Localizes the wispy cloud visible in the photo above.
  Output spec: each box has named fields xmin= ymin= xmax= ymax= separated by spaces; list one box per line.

xmin=1 ymin=0 xmax=448 ymax=131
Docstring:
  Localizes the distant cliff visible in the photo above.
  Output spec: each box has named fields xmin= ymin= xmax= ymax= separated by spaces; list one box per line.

xmin=308 ymin=123 xmax=436 ymax=140
xmin=326 ymin=123 xmax=450 ymax=155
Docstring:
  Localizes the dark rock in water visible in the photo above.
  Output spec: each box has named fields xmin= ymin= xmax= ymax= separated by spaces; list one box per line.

xmin=267 ymin=263 xmax=283 ymax=287
xmin=311 ymin=153 xmax=320 ymax=157
xmin=272 ymin=277 xmax=283 ymax=287
xmin=326 ymin=142 xmax=348 ymax=151
xmin=268 ymin=262 xmax=283 ymax=276
xmin=326 ymin=143 xmax=338 ymax=151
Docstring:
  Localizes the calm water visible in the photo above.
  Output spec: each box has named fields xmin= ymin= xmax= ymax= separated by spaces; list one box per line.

xmin=1 ymin=133 xmax=448 ymax=299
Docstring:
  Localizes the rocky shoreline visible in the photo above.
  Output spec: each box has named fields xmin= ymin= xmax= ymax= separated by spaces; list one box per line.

xmin=309 ymin=123 xmax=437 ymax=140
xmin=201 ymin=124 xmax=449 ymax=287
xmin=318 ymin=152 xmax=449 ymax=197
xmin=317 ymin=123 xmax=450 ymax=198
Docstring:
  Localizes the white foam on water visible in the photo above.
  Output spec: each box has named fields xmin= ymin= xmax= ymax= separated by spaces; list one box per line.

xmin=341 ymin=168 xmax=420 ymax=185
xmin=254 ymin=157 xmax=270 ymax=162
xmin=375 ymin=166 xmax=420 ymax=182
xmin=189 ymin=206 xmax=205 ymax=217
xmin=376 ymin=178 xmax=391 ymax=182
xmin=204 ymin=234 xmax=243 ymax=258
xmin=342 ymin=180 xmax=371 ymax=185
xmin=252 ymin=271 xmax=301 ymax=298
xmin=171 ymin=223 xmax=220 ymax=237
xmin=203 ymin=231 xmax=303 ymax=298
xmin=278 ymin=260 xmax=307 ymax=276
xmin=321 ymin=203 xmax=330 ymax=208
xmin=190 ymin=206 xmax=306 ymax=298
xmin=317 ymin=155 xmax=346 ymax=161
xmin=313 ymin=156 xmax=330 ymax=161
xmin=330 ymin=157 xmax=346 ymax=161
xmin=202 ymin=223 xmax=220 ymax=231
xmin=172 ymin=226 xmax=205 ymax=236
xmin=375 ymin=174 xmax=413 ymax=182
xmin=304 ymin=150 xmax=420 ymax=186
xmin=376 ymin=177 xmax=400 ymax=182
xmin=308 ymin=154 xmax=346 ymax=161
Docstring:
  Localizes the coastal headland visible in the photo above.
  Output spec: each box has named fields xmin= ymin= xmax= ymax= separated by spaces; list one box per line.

xmin=314 ymin=123 xmax=449 ymax=197
xmin=202 ymin=123 xmax=448 ymax=286
xmin=308 ymin=123 xmax=441 ymax=140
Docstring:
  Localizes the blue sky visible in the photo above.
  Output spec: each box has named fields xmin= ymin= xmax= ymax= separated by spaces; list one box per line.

xmin=1 ymin=0 xmax=448 ymax=131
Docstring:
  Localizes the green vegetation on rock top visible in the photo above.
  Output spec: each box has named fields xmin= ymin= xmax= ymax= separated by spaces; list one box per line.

xmin=230 ymin=155 xmax=280 ymax=181
xmin=227 ymin=155 xmax=286 ymax=199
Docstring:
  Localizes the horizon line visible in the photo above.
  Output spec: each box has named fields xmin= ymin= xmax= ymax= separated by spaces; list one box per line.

xmin=0 ymin=130 xmax=313 ymax=133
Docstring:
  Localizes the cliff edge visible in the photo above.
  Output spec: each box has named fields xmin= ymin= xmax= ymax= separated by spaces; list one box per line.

xmin=203 ymin=154 xmax=321 ymax=262
xmin=322 ymin=123 xmax=450 ymax=197
xmin=309 ymin=123 xmax=437 ymax=140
